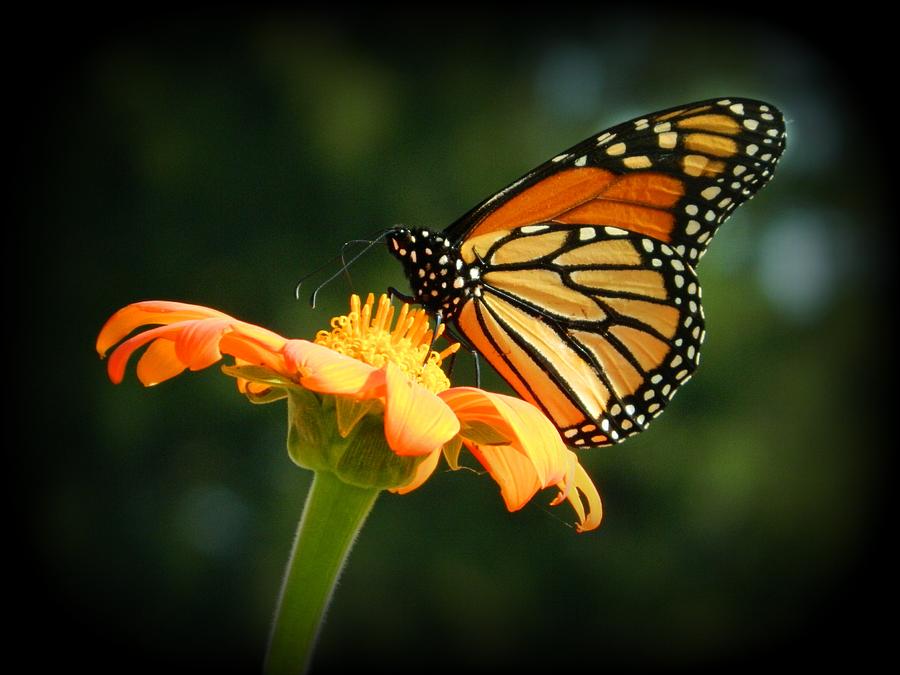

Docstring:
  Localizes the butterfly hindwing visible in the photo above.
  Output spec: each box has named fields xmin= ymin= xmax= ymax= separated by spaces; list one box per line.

xmin=455 ymin=224 xmax=704 ymax=447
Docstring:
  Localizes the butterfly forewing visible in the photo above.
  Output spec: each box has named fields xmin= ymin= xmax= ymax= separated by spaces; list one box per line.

xmin=445 ymin=97 xmax=785 ymax=263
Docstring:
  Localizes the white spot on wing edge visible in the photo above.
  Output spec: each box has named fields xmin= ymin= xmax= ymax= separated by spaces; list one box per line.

xmin=658 ymin=131 xmax=678 ymax=149
xmin=623 ymin=155 xmax=652 ymax=169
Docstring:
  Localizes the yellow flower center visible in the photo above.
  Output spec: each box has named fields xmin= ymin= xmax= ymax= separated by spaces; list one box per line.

xmin=315 ymin=293 xmax=460 ymax=394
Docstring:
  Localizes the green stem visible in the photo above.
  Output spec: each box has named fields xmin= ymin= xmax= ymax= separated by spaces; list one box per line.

xmin=265 ymin=471 xmax=380 ymax=674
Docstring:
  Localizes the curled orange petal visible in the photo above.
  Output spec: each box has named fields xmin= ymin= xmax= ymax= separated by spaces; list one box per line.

xmin=220 ymin=329 xmax=288 ymax=375
xmin=465 ymin=440 xmax=542 ymax=512
xmin=383 ymin=362 xmax=459 ymax=456
xmin=284 ymin=340 xmax=385 ymax=397
xmin=172 ymin=318 xmax=231 ymax=371
xmin=390 ymin=447 xmax=442 ymax=495
xmin=101 ymin=302 xmax=289 ymax=386
xmin=96 ymin=301 xmax=231 ymax=357
xmin=441 ymin=387 xmax=569 ymax=486
xmin=554 ymin=458 xmax=603 ymax=533
xmin=438 ymin=387 xmax=518 ymax=440
xmin=106 ymin=323 xmax=191 ymax=385
xmin=442 ymin=386 xmax=602 ymax=532
xmin=135 ymin=337 xmax=186 ymax=386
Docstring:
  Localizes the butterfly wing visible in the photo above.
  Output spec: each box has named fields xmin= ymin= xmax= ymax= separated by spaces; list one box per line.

xmin=388 ymin=97 xmax=785 ymax=446
xmin=454 ymin=225 xmax=703 ymax=446
xmin=444 ymin=97 xmax=786 ymax=264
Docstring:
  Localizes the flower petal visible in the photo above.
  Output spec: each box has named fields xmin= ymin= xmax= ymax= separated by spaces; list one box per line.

xmin=390 ymin=448 xmax=442 ymax=495
xmin=438 ymin=387 xmax=517 ymax=439
xmin=383 ymin=362 xmax=459 ymax=456
xmin=102 ymin=303 xmax=293 ymax=387
xmin=441 ymin=387 xmax=569 ymax=486
xmin=106 ymin=323 xmax=187 ymax=384
xmin=173 ymin=318 xmax=230 ymax=370
xmin=135 ymin=336 xmax=187 ymax=386
xmin=465 ymin=440 xmax=542 ymax=511
xmin=96 ymin=301 xmax=230 ymax=357
xmin=561 ymin=459 xmax=603 ymax=533
xmin=444 ymin=386 xmax=603 ymax=531
xmin=220 ymin=334 xmax=286 ymax=376
xmin=442 ymin=435 xmax=463 ymax=470
xmin=285 ymin=340 xmax=385 ymax=397
xmin=228 ymin=321 xmax=290 ymax=352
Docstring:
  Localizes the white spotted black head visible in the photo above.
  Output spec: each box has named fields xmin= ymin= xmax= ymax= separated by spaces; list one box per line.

xmin=386 ymin=227 xmax=473 ymax=320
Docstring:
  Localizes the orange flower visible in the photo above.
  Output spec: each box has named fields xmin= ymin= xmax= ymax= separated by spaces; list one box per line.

xmin=97 ymin=294 xmax=602 ymax=531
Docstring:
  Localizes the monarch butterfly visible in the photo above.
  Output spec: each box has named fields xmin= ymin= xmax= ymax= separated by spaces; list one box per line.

xmin=386 ymin=97 xmax=786 ymax=447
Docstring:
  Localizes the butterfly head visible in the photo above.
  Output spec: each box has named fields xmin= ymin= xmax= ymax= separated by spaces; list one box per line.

xmin=386 ymin=227 xmax=474 ymax=319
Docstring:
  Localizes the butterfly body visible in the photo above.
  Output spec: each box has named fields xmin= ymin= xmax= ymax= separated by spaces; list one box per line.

xmin=387 ymin=227 xmax=475 ymax=320
xmin=386 ymin=98 xmax=785 ymax=447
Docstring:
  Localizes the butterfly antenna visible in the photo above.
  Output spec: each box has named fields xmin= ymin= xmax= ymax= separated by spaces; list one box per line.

xmin=306 ymin=232 xmax=389 ymax=308
xmin=294 ymin=251 xmax=349 ymax=301
xmin=337 ymin=239 xmax=372 ymax=289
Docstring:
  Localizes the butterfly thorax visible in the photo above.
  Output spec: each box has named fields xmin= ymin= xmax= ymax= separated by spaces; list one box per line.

xmin=386 ymin=227 xmax=479 ymax=321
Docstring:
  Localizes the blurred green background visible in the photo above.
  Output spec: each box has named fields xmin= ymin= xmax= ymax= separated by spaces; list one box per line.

xmin=19 ymin=9 xmax=889 ymax=671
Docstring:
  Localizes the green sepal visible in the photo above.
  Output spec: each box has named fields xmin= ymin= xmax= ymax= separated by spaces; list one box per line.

xmin=286 ymin=389 xmax=428 ymax=490
xmin=221 ymin=364 xmax=296 ymax=404
xmin=246 ymin=388 xmax=289 ymax=404
xmin=335 ymin=396 xmax=378 ymax=438
xmin=285 ymin=387 xmax=329 ymax=456
xmin=222 ymin=364 xmax=297 ymax=389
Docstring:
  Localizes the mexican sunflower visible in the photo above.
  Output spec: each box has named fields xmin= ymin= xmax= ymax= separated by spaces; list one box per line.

xmin=97 ymin=293 xmax=601 ymax=528
xmin=97 ymin=292 xmax=602 ymax=673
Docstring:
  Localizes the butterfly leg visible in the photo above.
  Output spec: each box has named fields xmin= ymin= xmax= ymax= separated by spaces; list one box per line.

xmin=442 ymin=324 xmax=482 ymax=388
xmin=387 ymin=286 xmax=416 ymax=305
